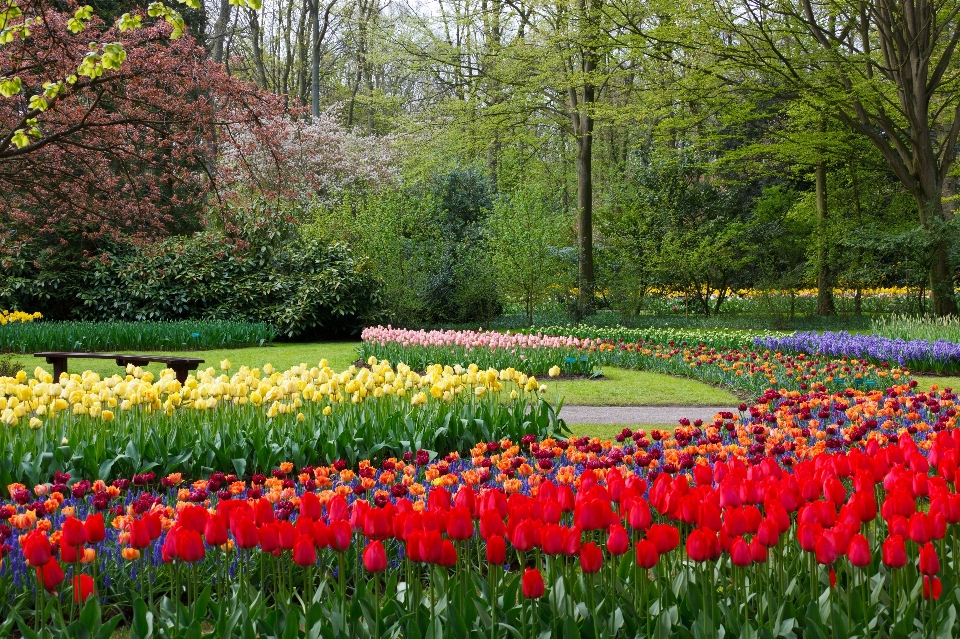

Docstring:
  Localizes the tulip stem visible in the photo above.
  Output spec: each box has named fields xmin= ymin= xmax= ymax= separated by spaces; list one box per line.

xmin=589 ymin=573 xmax=600 ymax=639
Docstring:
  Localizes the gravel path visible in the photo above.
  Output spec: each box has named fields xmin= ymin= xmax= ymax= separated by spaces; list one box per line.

xmin=559 ymin=405 xmax=735 ymax=425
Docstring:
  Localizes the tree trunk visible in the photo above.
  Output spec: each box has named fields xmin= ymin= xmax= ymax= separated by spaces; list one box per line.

xmin=210 ymin=0 xmax=232 ymax=63
xmin=815 ymin=151 xmax=835 ymax=316
xmin=247 ymin=9 xmax=268 ymax=88
xmin=577 ymin=131 xmax=594 ymax=314
xmin=310 ymin=0 xmax=320 ymax=117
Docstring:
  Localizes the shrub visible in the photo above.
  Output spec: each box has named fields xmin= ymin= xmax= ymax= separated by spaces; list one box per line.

xmin=79 ymin=225 xmax=385 ymax=338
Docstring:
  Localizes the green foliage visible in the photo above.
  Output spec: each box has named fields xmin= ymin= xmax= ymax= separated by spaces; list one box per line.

xmin=78 ymin=214 xmax=384 ymax=339
xmin=0 ymin=320 xmax=276 ymax=353
xmin=0 ymin=353 xmax=22 ymax=377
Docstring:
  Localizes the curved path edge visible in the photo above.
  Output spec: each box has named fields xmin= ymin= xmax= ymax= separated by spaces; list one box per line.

xmin=558 ymin=405 xmax=736 ymax=425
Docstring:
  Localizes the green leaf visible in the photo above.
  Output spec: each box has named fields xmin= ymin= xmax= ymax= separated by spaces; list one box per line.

xmin=130 ymin=596 xmax=153 ymax=639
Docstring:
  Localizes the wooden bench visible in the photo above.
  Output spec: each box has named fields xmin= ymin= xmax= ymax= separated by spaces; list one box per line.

xmin=34 ymin=352 xmax=205 ymax=384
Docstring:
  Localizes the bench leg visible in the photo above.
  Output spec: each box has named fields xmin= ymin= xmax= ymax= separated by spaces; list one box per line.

xmin=170 ymin=364 xmax=189 ymax=385
xmin=46 ymin=357 xmax=67 ymax=380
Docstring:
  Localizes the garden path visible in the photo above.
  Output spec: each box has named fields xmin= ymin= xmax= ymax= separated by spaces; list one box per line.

xmin=558 ymin=404 xmax=734 ymax=425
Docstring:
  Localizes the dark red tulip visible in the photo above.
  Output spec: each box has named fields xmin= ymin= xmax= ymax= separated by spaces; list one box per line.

xmin=607 ymin=524 xmax=630 ymax=556
xmin=881 ymin=535 xmax=907 ymax=569
xmin=730 ymin=537 xmax=751 ymax=567
xmin=447 ymin=506 xmax=473 ymax=541
xmin=61 ymin=542 xmax=80 ymax=563
xmin=73 ymin=574 xmax=95 ymax=603
xmin=486 ymin=535 xmax=507 ymax=565
xmin=923 ymin=576 xmax=943 ymax=600
xmin=580 ymin=541 xmax=603 ymax=574
xmin=522 ymin=568 xmax=545 ymax=599
xmin=757 ymin=518 xmax=779 ymax=548
xmin=363 ymin=540 xmax=387 ymax=572
xmin=23 ymin=530 xmax=52 ymax=567
xmin=328 ymin=520 xmax=352 ymax=552
xmin=130 ymin=520 xmax=151 ymax=550
xmin=847 ymin=534 xmax=871 ymax=568
xmin=40 ymin=559 xmax=65 ymax=592
xmin=635 ymin=539 xmax=659 ymax=569
xmin=293 ymin=536 xmax=317 ymax=567
xmin=177 ymin=528 xmax=206 ymax=563
xmin=919 ymin=543 xmax=940 ymax=575
xmin=84 ymin=514 xmax=105 ymax=545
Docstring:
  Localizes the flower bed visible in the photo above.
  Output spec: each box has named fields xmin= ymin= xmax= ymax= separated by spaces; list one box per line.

xmin=757 ymin=331 xmax=960 ymax=375
xmin=0 ymin=359 xmax=562 ymax=486
xmin=0 ymin=383 xmax=957 ymax=637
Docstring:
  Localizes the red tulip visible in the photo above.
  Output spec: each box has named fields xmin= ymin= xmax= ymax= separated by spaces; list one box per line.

xmin=293 ymin=536 xmax=317 ymax=567
xmin=328 ymin=520 xmax=352 ymax=552
xmin=61 ymin=541 xmax=80 ymax=563
xmin=61 ymin=517 xmax=87 ymax=548
xmin=84 ymin=514 xmax=105 ymax=545
xmin=479 ymin=510 xmax=506 ymax=540
xmin=635 ymin=539 xmax=659 ymax=569
xmin=327 ymin=494 xmax=349 ymax=521
xmin=312 ymin=521 xmax=329 ymax=549
xmin=73 ymin=574 xmax=95 ymax=603
xmin=562 ymin=526 xmax=582 ymax=556
xmin=130 ymin=519 xmax=151 ymax=550
xmin=923 ymin=576 xmax=943 ymax=600
xmin=233 ymin=516 xmax=260 ymax=550
xmin=511 ymin=518 xmax=538 ymax=552
xmin=541 ymin=523 xmax=565 ymax=556
xmin=363 ymin=540 xmax=387 ymax=572
xmin=177 ymin=528 xmax=206 ymax=563
xmin=179 ymin=505 xmax=208 ymax=534
xmin=40 ymin=559 xmax=65 ymax=592
xmin=815 ymin=532 xmax=837 ymax=565
xmin=204 ymin=513 xmax=228 ymax=547
xmin=253 ymin=498 xmax=275 ymax=527
xmin=429 ymin=487 xmax=452 ymax=512
xmin=454 ymin=485 xmax=477 ymax=516
xmin=908 ymin=512 xmax=932 ymax=545
xmin=575 ymin=499 xmax=611 ymax=531
xmin=447 ymin=506 xmax=473 ymax=541
xmin=580 ymin=541 xmax=603 ymax=574
xmin=22 ymin=530 xmax=52 ymax=567
xmin=881 ymin=535 xmax=907 ymax=569
xmin=440 ymin=540 xmax=457 ymax=567
xmin=749 ymin=538 xmax=767 ymax=564
xmin=278 ymin=521 xmax=296 ymax=551
xmin=757 ymin=518 xmax=779 ymax=548
xmin=144 ymin=513 xmax=162 ymax=541
xmin=624 ymin=497 xmax=652 ymax=530
xmin=919 ymin=542 xmax=940 ymax=575
xmin=364 ymin=507 xmax=394 ymax=541
xmin=521 ymin=568 xmax=545 ymax=599
xmin=607 ymin=524 xmax=630 ymax=556
xmin=162 ymin=525 xmax=182 ymax=563
xmin=540 ymin=499 xmax=562 ymax=526
xmin=847 ymin=534 xmax=871 ymax=568
xmin=685 ymin=529 xmax=710 ymax=562
xmin=486 ymin=535 xmax=507 ymax=565
xmin=796 ymin=522 xmax=821 ymax=553
xmin=418 ymin=529 xmax=443 ymax=564
xmin=300 ymin=492 xmax=322 ymax=521
xmin=647 ymin=524 xmax=680 ymax=555
xmin=730 ymin=537 xmax=751 ymax=567
xmin=258 ymin=523 xmax=280 ymax=553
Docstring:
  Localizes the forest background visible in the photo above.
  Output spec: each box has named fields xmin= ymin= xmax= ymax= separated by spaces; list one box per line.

xmin=2 ymin=0 xmax=959 ymax=336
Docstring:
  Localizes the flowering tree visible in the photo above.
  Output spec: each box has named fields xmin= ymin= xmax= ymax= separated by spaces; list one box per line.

xmin=217 ymin=107 xmax=397 ymax=209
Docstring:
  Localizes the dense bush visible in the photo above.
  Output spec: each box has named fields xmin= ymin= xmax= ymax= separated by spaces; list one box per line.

xmin=78 ymin=225 xmax=384 ymax=339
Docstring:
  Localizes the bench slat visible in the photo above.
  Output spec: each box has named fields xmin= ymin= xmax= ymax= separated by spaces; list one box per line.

xmin=34 ymin=352 xmax=204 ymax=384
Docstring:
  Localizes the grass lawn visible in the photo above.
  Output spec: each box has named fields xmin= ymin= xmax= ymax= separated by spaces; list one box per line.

xmin=545 ymin=367 xmax=738 ymax=407
xmin=567 ymin=423 xmax=670 ymax=440
xmin=913 ymin=375 xmax=960 ymax=391
xmin=13 ymin=342 xmax=361 ymax=380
